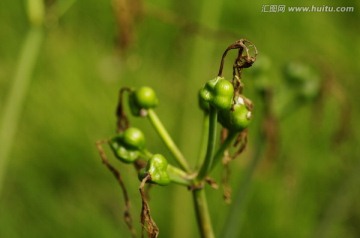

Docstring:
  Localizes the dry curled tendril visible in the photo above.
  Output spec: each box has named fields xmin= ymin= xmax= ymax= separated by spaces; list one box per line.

xmin=95 ymin=140 xmax=137 ymax=238
xmin=218 ymin=39 xmax=257 ymax=203
xmin=140 ymin=175 xmax=159 ymax=238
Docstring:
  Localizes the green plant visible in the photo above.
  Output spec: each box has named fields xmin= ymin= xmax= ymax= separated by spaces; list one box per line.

xmin=96 ymin=39 xmax=258 ymax=238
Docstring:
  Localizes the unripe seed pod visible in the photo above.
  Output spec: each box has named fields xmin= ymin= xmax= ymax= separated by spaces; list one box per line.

xmin=109 ymin=127 xmax=146 ymax=163
xmin=134 ymin=87 xmax=159 ymax=109
xmin=129 ymin=87 xmax=159 ymax=116
xmin=122 ymin=127 xmax=146 ymax=150
xmin=218 ymin=95 xmax=252 ymax=131
xmin=199 ymin=77 xmax=234 ymax=111
xmin=138 ymin=154 xmax=171 ymax=186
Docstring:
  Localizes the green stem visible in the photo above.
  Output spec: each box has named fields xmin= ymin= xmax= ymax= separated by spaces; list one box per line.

xmin=192 ymin=189 xmax=215 ymax=238
xmin=210 ymin=132 xmax=237 ymax=172
xmin=147 ymin=109 xmax=190 ymax=172
xmin=197 ymin=106 xmax=217 ymax=180
xmin=167 ymin=165 xmax=193 ymax=186
xmin=195 ymin=112 xmax=210 ymax=170
xmin=26 ymin=0 xmax=45 ymax=26
xmin=0 ymin=26 xmax=44 ymax=195
xmin=140 ymin=149 xmax=153 ymax=159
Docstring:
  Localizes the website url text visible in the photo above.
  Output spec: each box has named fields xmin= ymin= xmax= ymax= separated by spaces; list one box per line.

xmin=261 ymin=5 xmax=355 ymax=13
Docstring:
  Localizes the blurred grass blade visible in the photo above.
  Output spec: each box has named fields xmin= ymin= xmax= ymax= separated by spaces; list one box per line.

xmin=221 ymin=133 xmax=266 ymax=238
xmin=0 ymin=27 xmax=44 ymax=195
xmin=314 ymin=155 xmax=360 ymax=237
xmin=26 ymin=0 xmax=45 ymax=26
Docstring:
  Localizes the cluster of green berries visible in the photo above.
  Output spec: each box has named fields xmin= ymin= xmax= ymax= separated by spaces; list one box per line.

xmin=109 ymin=87 xmax=171 ymax=185
xmin=199 ymin=76 xmax=252 ymax=132
xmin=109 ymin=126 xmax=171 ymax=185
xmin=109 ymin=75 xmax=253 ymax=186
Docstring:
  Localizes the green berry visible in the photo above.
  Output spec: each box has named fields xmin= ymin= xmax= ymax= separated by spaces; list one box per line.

xmin=109 ymin=136 xmax=140 ymax=163
xmin=122 ymin=127 xmax=146 ymax=150
xmin=129 ymin=87 xmax=159 ymax=116
xmin=134 ymin=87 xmax=159 ymax=109
xmin=198 ymin=89 xmax=210 ymax=112
xmin=108 ymin=127 xmax=146 ymax=163
xmin=199 ymin=77 xmax=234 ymax=111
xmin=218 ymin=96 xmax=252 ymax=131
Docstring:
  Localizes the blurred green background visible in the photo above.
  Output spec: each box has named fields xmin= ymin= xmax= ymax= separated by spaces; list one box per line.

xmin=0 ymin=0 xmax=359 ymax=237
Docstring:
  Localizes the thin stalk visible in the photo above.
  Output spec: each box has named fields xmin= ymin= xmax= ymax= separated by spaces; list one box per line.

xmin=192 ymin=189 xmax=215 ymax=238
xmin=147 ymin=109 xmax=190 ymax=172
xmin=210 ymin=132 xmax=237 ymax=172
xmin=167 ymin=164 xmax=193 ymax=186
xmin=173 ymin=0 xmax=224 ymax=236
xmin=26 ymin=0 xmax=45 ymax=26
xmin=197 ymin=106 xmax=217 ymax=180
xmin=0 ymin=26 xmax=44 ymax=195
xmin=195 ymin=112 xmax=210 ymax=170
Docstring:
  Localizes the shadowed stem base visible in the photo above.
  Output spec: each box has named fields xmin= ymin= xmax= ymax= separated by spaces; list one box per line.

xmin=192 ymin=188 xmax=215 ymax=238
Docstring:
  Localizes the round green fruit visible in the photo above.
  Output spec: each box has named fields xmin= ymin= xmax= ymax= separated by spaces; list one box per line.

xmin=133 ymin=87 xmax=159 ymax=109
xmin=122 ymin=127 xmax=146 ymax=150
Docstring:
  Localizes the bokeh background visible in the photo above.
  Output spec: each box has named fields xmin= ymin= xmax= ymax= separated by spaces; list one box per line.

xmin=1 ymin=0 xmax=359 ymax=237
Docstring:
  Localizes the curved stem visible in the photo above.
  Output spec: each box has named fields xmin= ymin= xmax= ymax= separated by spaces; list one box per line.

xmin=217 ymin=39 xmax=258 ymax=77
xmin=147 ymin=109 xmax=191 ymax=172
xmin=192 ymin=189 xmax=215 ymax=238
xmin=197 ymin=106 xmax=218 ymax=180
xmin=217 ymin=46 xmax=233 ymax=77
xmin=217 ymin=41 xmax=243 ymax=77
